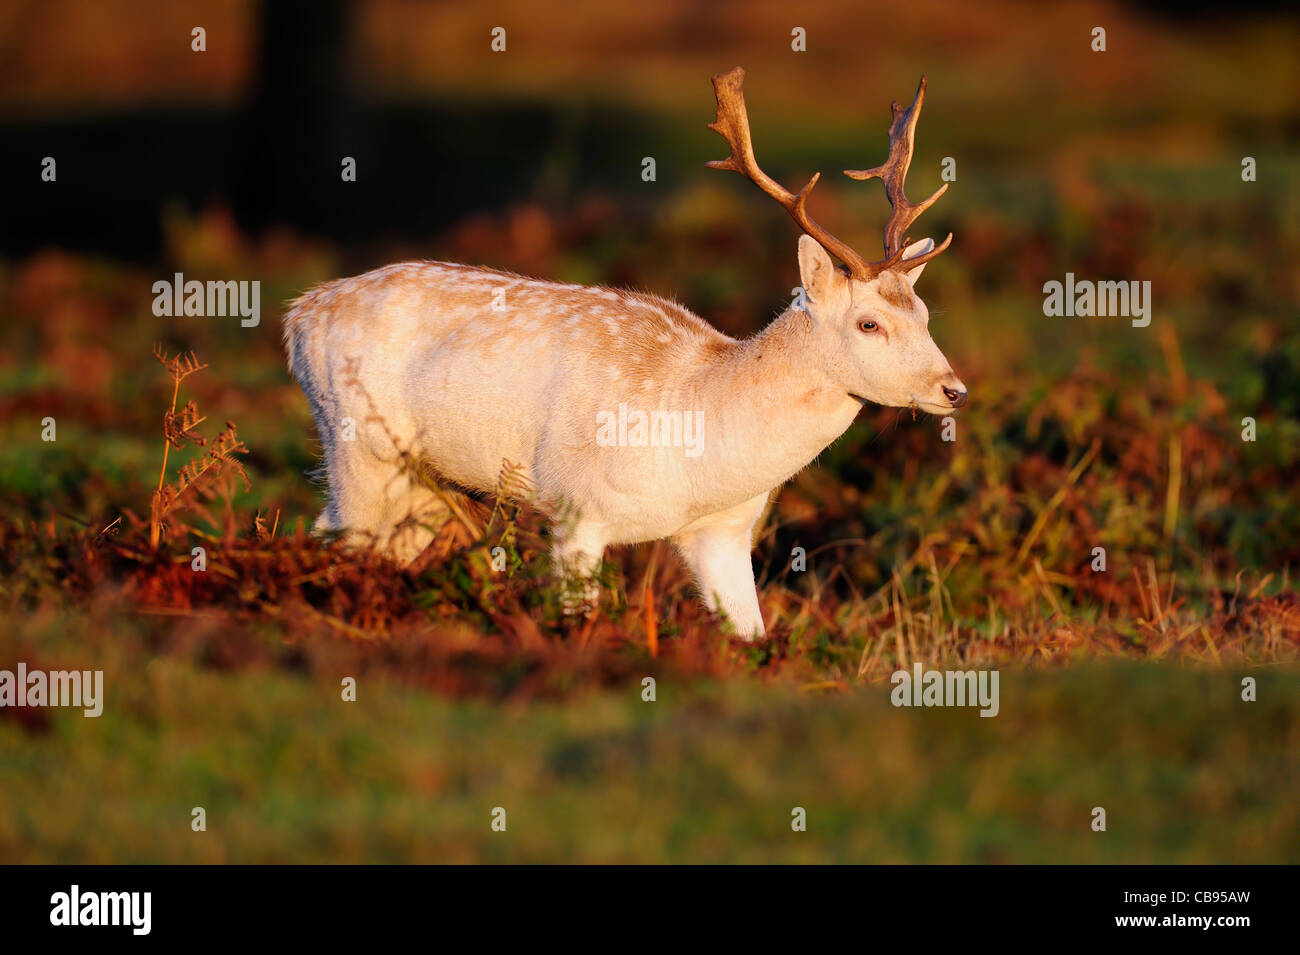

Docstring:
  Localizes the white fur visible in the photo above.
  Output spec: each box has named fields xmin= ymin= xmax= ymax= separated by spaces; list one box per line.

xmin=283 ymin=238 xmax=964 ymax=639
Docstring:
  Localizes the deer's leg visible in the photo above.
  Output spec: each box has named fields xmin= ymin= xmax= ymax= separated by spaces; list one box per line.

xmin=382 ymin=479 xmax=452 ymax=565
xmin=313 ymin=502 xmax=340 ymax=534
xmin=674 ymin=495 xmax=768 ymax=640
xmin=327 ymin=449 xmax=449 ymax=565
xmin=552 ymin=520 xmax=608 ymax=617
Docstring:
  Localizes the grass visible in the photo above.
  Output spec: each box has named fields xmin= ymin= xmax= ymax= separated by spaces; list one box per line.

xmin=2 ymin=617 xmax=1295 ymax=863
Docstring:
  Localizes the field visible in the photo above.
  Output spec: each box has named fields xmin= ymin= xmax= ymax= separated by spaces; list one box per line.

xmin=0 ymin=0 xmax=1298 ymax=863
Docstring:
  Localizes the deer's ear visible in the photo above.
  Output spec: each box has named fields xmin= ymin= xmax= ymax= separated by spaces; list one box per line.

xmin=899 ymin=238 xmax=936 ymax=286
xmin=797 ymin=235 xmax=845 ymax=303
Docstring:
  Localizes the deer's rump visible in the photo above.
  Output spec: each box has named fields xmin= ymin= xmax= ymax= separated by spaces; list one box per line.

xmin=284 ymin=295 xmax=558 ymax=497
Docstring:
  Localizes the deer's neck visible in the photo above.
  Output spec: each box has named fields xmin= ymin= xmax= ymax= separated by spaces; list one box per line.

xmin=691 ymin=308 xmax=861 ymax=503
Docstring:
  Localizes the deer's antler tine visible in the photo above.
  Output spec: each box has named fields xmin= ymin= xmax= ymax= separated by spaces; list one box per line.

xmin=707 ymin=67 xmax=873 ymax=279
xmin=707 ymin=68 xmax=799 ymax=202
xmin=844 ymin=75 xmax=951 ymax=273
xmin=895 ymin=232 xmax=953 ymax=273
xmin=706 ymin=69 xmax=760 ymax=176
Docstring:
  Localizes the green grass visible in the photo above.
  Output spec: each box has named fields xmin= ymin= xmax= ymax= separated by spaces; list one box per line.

xmin=1 ymin=638 xmax=1294 ymax=863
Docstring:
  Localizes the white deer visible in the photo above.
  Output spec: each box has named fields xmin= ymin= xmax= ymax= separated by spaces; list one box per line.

xmin=283 ymin=68 xmax=965 ymax=639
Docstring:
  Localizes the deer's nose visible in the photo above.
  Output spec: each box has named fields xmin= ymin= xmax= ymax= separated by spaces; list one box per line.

xmin=942 ymin=385 xmax=967 ymax=408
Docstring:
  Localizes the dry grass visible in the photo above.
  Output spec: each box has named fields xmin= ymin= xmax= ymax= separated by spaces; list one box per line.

xmin=0 ymin=342 xmax=1293 ymax=710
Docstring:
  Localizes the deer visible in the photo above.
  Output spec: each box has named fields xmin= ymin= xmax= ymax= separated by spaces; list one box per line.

xmin=282 ymin=67 xmax=965 ymax=640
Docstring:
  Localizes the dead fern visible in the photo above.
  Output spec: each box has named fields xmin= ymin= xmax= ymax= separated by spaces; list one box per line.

xmin=149 ymin=347 xmax=250 ymax=546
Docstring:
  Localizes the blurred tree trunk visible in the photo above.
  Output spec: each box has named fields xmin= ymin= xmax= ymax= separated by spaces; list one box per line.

xmin=237 ymin=0 xmax=360 ymax=233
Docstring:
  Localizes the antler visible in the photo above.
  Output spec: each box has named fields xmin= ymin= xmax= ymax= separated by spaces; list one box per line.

xmin=844 ymin=75 xmax=952 ymax=272
xmin=707 ymin=67 xmax=951 ymax=280
xmin=707 ymin=67 xmax=902 ymax=280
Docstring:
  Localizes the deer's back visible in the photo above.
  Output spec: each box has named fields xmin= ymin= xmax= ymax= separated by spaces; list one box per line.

xmin=284 ymin=261 xmax=736 ymax=503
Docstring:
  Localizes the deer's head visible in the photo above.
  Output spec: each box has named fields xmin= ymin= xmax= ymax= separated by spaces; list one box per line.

xmin=708 ymin=68 xmax=966 ymax=415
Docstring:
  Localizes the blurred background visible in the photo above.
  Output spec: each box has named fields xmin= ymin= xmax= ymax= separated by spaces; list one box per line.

xmin=0 ymin=0 xmax=1297 ymax=863
xmin=2 ymin=0 xmax=1297 ymax=572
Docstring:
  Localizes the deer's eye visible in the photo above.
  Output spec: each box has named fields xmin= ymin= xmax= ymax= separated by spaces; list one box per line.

xmin=857 ymin=319 xmax=878 ymax=333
